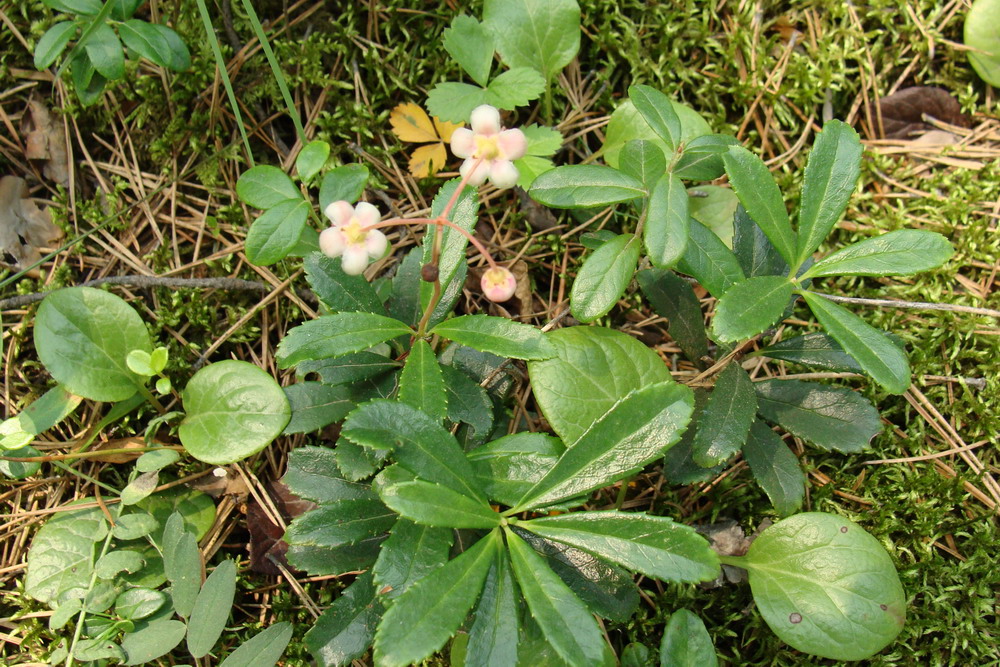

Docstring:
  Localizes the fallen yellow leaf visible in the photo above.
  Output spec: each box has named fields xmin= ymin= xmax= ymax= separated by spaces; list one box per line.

xmin=389 ymin=102 xmax=439 ymax=143
xmin=408 ymin=143 xmax=448 ymax=179
xmin=389 ymin=102 xmax=465 ymax=178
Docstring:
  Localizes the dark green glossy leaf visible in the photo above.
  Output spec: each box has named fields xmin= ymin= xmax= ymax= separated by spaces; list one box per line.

xmin=801 ymin=292 xmax=910 ymax=394
xmin=117 ymin=20 xmax=174 ymax=69
xmin=795 ymin=120 xmax=863 ymax=266
xmin=521 ymin=511 xmax=719 ymax=583
xmin=740 ymin=513 xmax=906 ymax=661
xmin=318 ymin=164 xmax=369 ymax=211
xmin=733 ymin=205 xmax=788 ymax=278
xmin=219 ymin=622 xmax=293 ymax=667
xmin=530 ymin=165 xmax=645 ymax=209
xmin=373 ymin=530 xmax=499 ymax=667
xmin=286 ymin=539 xmax=383 ymax=578
xmin=619 ymin=139 xmax=668 ymax=187
xmin=276 ymin=313 xmax=413 ymax=368
xmin=506 ymin=529 xmax=607 ymax=665
xmin=305 ymin=572 xmax=382 ymax=667
xmin=421 ymin=179 xmax=479 ymax=319
xmin=755 ymin=332 xmax=864 ymax=372
xmin=571 ymin=233 xmax=641 ymax=323
xmin=515 ymin=382 xmax=694 ymax=510
xmin=283 ymin=446 xmax=377 ymax=505
xmin=284 ymin=498 xmax=394 ymax=548
xmin=644 ymin=173 xmax=689 ymax=269
xmin=516 ymin=531 xmax=639 ymax=623
xmin=399 ymin=339 xmax=447 ymax=420
xmin=372 ymin=519 xmax=452 ymax=600
xmin=467 ymin=548 xmax=520 ymax=667
xmin=379 ymin=480 xmax=501 ymax=529
xmin=801 ymin=230 xmax=954 ymax=279
xmin=468 ymin=433 xmax=563 ymax=506
xmin=692 ymin=363 xmax=756 ymax=467
xmin=34 ymin=287 xmax=150 ymax=401
xmin=441 ymin=364 xmax=493 ymax=442
xmin=431 ymin=315 xmax=555 ymax=360
xmin=676 ymin=218 xmax=745 ymax=298
xmin=236 ymin=165 xmax=301 ymax=210
xmin=341 ymin=400 xmax=485 ymax=501
xmin=754 ymin=379 xmax=882 ymax=453
xmin=282 ymin=382 xmax=354 ymax=434
xmin=187 ymin=560 xmax=237 ymax=657
xmin=743 ymin=421 xmax=805 ymax=516
xmin=629 ymin=84 xmax=682 ymax=150
xmin=723 ymin=146 xmax=797 ymax=265
xmin=711 ymin=276 xmax=794 ymax=343
xmin=673 ymin=134 xmax=740 ymax=181
xmin=527 ymin=326 xmax=674 ymax=446
xmin=660 ymin=609 xmax=717 ymax=667
xmin=179 ymin=360 xmax=290 ymax=464
xmin=296 ymin=351 xmax=398 ymax=386
xmin=637 ymin=269 xmax=708 ymax=362
xmin=304 ymin=252 xmax=383 ymax=314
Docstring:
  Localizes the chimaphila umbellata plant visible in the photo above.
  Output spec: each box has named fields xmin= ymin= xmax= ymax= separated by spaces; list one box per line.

xmin=9 ymin=0 xmax=958 ymax=664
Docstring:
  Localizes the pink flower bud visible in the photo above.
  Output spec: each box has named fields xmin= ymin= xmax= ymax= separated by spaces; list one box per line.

xmin=481 ymin=266 xmax=517 ymax=302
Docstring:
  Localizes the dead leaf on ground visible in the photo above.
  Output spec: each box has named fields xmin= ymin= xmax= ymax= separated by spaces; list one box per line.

xmin=517 ymin=187 xmax=558 ymax=231
xmin=0 ymin=175 xmax=63 ymax=275
xmin=875 ymin=87 xmax=970 ymax=139
xmin=246 ymin=480 xmax=316 ymax=575
xmin=23 ymin=98 xmax=69 ymax=185
xmin=695 ymin=519 xmax=753 ymax=588
xmin=188 ymin=465 xmax=250 ymax=498
xmin=389 ymin=102 xmax=462 ymax=178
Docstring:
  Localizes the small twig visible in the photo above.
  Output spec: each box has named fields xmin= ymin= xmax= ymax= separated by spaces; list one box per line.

xmin=810 ymin=292 xmax=1000 ymax=318
xmin=0 ymin=275 xmax=319 ymax=310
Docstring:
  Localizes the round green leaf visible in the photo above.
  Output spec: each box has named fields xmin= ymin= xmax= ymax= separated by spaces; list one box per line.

xmin=34 ymin=287 xmax=152 ymax=401
xmin=965 ymin=0 xmax=1000 ymax=86
xmin=126 ymin=349 xmax=155 ymax=376
xmin=236 ymin=165 xmax=301 ymax=210
xmin=179 ymin=360 xmax=290 ymax=464
xmin=743 ymin=512 xmax=906 ymax=661
xmin=115 ymin=588 xmax=167 ymax=620
xmin=296 ymin=140 xmax=331 ymax=181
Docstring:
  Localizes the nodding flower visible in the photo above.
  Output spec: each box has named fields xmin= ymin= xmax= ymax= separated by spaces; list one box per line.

xmin=319 ymin=201 xmax=389 ymax=275
xmin=450 ymin=105 xmax=527 ymax=190
xmin=480 ymin=266 xmax=517 ymax=302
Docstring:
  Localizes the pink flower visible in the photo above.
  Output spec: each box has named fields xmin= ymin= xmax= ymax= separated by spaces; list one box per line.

xmin=319 ymin=201 xmax=388 ymax=275
xmin=481 ymin=266 xmax=517 ymax=302
xmin=450 ymin=105 xmax=527 ymax=189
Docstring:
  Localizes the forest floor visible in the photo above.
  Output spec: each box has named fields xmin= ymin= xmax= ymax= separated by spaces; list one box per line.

xmin=1 ymin=1 xmax=998 ymax=664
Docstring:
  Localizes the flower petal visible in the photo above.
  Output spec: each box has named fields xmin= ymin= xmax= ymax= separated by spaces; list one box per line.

xmin=470 ymin=104 xmax=501 ymax=135
xmin=353 ymin=201 xmax=381 ymax=227
xmin=460 ymin=158 xmax=491 ymax=186
xmin=341 ymin=244 xmax=369 ymax=275
xmin=365 ymin=229 xmax=388 ymax=258
xmin=319 ymin=227 xmax=346 ymax=258
xmin=498 ymin=129 xmax=528 ymax=160
xmin=488 ymin=160 xmax=520 ymax=190
xmin=450 ymin=127 xmax=476 ymax=159
xmin=324 ymin=200 xmax=353 ymax=226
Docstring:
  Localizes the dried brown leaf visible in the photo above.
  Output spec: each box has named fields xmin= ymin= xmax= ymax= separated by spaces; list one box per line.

xmin=876 ymin=87 xmax=970 ymax=139
xmin=23 ymin=98 xmax=69 ymax=185
xmin=246 ymin=480 xmax=315 ymax=575
xmin=0 ymin=175 xmax=63 ymax=273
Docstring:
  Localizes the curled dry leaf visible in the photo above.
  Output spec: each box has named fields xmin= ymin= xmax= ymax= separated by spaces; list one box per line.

xmin=246 ymin=480 xmax=316 ymax=575
xmin=875 ymin=87 xmax=970 ymax=139
xmin=695 ymin=519 xmax=753 ymax=588
xmin=0 ymin=175 xmax=63 ymax=274
xmin=23 ymin=98 xmax=69 ymax=185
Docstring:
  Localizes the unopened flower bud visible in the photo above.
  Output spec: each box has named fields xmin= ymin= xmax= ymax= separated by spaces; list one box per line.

xmin=480 ymin=266 xmax=517 ymax=302
xmin=420 ymin=263 xmax=439 ymax=282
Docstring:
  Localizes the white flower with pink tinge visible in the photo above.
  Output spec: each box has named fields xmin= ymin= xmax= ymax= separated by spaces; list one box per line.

xmin=450 ymin=105 xmax=527 ymax=189
xmin=481 ymin=266 xmax=517 ymax=302
xmin=319 ymin=201 xmax=389 ymax=275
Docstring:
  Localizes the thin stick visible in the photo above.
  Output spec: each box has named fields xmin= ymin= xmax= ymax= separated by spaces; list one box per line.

xmin=810 ymin=292 xmax=1000 ymax=318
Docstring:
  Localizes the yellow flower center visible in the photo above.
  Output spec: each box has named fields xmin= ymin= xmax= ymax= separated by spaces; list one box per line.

xmin=343 ymin=219 xmax=367 ymax=244
xmin=474 ymin=135 xmax=501 ymax=160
